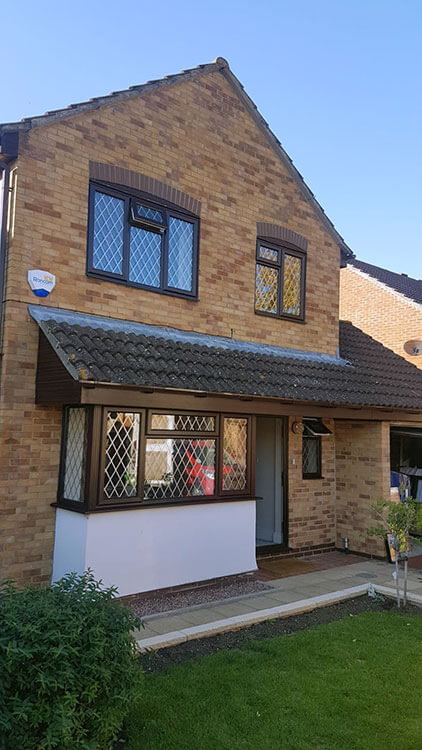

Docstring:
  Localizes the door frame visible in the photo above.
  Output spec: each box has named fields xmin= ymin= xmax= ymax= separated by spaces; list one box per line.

xmin=254 ymin=415 xmax=289 ymax=552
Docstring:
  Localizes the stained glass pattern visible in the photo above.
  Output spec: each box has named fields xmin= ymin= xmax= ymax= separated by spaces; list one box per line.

xmin=144 ymin=438 xmax=216 ymax=500
xmin=63 ymin=408 xmax=87 ymax=501
xmin=151 ymin=414 xmax=215 ymax=432
xmin=129 ymin=227 xmax=161 ymax=287
xmin=222 ymin=418 xmax=247 ymax=491
xmin=168 ymin=217 xmax=193 ymax=291
xmin=104 ymin=412 xmax=140 ymax=499
xmin=258 ymin=246 xmax=278 ymax=262
xmin=282 ymin=254 xmax=302 ymax=316
xmin=255 ymin=264 xmax=278 ymax=313
xmin=93 ymin=192 xmax=124 ymax=274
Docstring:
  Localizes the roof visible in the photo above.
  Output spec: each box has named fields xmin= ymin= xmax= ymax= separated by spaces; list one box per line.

xmin=29 ymin=306 xmax=422 ymax=411
xmin=0 ymin=58 xmax=353 ymax=259
xmin=348 ymin=258 xmax=422 ymax=305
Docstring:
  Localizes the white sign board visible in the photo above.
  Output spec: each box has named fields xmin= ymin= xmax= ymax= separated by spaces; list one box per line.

xmin=27 ymin=270 xmax=56 ymax=298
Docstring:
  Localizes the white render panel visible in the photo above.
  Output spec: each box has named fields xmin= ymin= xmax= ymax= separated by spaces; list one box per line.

xmin=52 ymin=501 xmax=257 ymax=596
xmin=52 ymin=508 xmax=88 ymax=582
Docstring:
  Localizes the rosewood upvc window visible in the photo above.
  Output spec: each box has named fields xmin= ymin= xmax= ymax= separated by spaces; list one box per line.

xmin=255 ymin=240 xmax=306 ymax=321
xmin=87 ymin=184 xmax=199 ymax=298
xmin=58 ymin=408 xmax=251 ymax=510
xmin=302 ymin=418 xmax=332 ymax=479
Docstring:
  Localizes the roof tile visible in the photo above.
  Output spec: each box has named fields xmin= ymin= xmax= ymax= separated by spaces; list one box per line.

xmin=31 ymin=308 xmax=422 ymax=410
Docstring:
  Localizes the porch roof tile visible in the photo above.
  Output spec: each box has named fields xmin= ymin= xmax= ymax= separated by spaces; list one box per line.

xmin=29 ymin=306 xmax=422 ymax=410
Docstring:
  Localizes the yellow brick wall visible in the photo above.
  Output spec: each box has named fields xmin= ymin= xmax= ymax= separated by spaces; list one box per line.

xmin=287 ymin=417 xmax=336 ymax=550
xmin=340 ymin=266 xmax=422 ymax=368
xmin=335 ymin=420 xmax=390 ymax=556
xmin=0 ymin=70 xmax=342 ymax=584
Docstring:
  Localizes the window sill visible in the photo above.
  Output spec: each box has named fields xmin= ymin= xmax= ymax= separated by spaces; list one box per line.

xmin=254 ymin=309 xmax=305 ymax=324
xmin=52 ymin=496 xmax=259 ymax=514
xmin=86 ymin=271 xmax=198 ymax=302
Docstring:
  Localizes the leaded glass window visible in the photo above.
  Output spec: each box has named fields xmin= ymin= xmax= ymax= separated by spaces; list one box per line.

xmin=150 ymin=414 xmax=215 ymax=432
xmin=144 ymin=438 xmax=216 ymax=500
xmin=62 ymin=408 xmax=88 ymax=502
xmin=302 ymin=421 xmax=322 ymax=479
xmin=88 ymin=184 xmax=198 ymax=298
xmin=92 ymin=192 xmax=124 ymax=275
xmin=222 ymin=417 xmax=248 ymax=491
xmin=59 ymin=408 xmax=251 ymax=509
xmin=255 ymin=240 xmax=305 ymax=320
xmin=104 ymin=412 xmax=140 ymax=500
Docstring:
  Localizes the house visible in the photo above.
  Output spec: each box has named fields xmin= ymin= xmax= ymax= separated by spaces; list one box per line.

xmin=340 ymin=257 xmax=422 ymax=506
xmin=1 ymin=58 xmax=422 ymax=597
xmin=340 ymin=257 xmax=422 ymax=368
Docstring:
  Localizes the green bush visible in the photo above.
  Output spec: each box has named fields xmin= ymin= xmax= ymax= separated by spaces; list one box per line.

xmin=0 ymin=571 xmax=143 ymax=749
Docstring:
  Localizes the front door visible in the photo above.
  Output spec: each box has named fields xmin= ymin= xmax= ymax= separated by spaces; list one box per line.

xmin=255 ymin=416 xmax=284 ymax=547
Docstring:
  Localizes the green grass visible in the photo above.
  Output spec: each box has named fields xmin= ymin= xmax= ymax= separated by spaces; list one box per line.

xmin=125 ymin=612 xmax=422 ymax=749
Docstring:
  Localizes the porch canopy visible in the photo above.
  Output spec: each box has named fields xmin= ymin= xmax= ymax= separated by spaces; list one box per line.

xmin=29 ymin=304 xmax=422 ymax=416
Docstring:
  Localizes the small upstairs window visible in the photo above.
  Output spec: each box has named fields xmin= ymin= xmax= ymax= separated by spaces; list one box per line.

xmin=87 ymin=184 xmax=199 ymax=299
xmin=255 ymin=239 xmax=306 ymax=321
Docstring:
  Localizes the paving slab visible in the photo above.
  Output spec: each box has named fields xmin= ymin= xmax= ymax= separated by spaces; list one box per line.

xmin=134 ymin=558 xmax=421 ymax=649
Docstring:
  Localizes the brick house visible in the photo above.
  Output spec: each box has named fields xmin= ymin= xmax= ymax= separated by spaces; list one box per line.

xmin=340 ymin=257 xmax=422 ymax=368
xmin=1 ymin=58 xmax=422 ymax=596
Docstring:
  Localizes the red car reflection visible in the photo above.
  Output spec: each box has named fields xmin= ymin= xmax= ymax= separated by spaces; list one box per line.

xmin=183 ymin=442 xmax=242 ymax=495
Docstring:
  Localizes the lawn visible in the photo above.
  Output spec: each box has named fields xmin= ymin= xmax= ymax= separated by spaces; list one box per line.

xmin=125 ymin=611 xmax=422 ymax=749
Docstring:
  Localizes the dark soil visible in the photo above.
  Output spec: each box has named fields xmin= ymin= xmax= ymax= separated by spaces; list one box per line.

xmin=138 ymin=594 xmax=421 ymax=673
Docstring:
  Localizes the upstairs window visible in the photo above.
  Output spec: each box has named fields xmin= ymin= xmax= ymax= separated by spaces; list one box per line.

xmin=87 ymin=184 xmax=199 ymax=299
xmin=255 ymin=239 xmax=306 ymax=321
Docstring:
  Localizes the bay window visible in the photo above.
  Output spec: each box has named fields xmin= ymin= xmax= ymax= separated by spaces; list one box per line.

xmin=58 ymin=408 xmax=251 ymax=510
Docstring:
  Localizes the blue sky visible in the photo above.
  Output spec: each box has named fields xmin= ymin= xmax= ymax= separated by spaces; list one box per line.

xmin=2 ymin=0 xmax=421 ymax=276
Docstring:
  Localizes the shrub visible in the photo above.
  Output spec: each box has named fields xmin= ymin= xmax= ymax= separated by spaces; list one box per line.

xmin=0 ymin=571 xmax=143 ymax=749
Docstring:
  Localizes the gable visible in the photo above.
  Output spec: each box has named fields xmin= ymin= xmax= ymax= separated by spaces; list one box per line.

xmin=1 ymin=58 xmax=352 ymax=258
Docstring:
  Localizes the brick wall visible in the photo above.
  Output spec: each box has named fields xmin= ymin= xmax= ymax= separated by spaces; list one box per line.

xmin=335 ymin=420 xmax=390 ymax=556
xmin=340 ymin=265 xmax=422 ymax=368
xmin=288 ymin=417 xmax=336 ymax=550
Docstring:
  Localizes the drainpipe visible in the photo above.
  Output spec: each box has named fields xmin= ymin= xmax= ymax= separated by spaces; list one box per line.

xmin=0 ymin=160 xmax=10 ymax=355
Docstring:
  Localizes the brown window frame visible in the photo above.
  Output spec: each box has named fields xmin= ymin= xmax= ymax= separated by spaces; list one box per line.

xmin=57 ymin=406 xmax=252 ymax=511
xmin=254 ymin=238 xmax=306 ymax=322
xmin=86 ymin=182 xmax=200 ymax=300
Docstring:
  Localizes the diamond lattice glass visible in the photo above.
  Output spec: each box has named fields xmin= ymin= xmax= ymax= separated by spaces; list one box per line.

xmin=133 ymin=203 xmax=164 ymax=224
xmin=222 ymin=418 xmax=247 ymax=491
xmin=93 ymin=192 xmax=124 ymax=274
xmin=168 ymin=217 xmax=193 ymax=291
xmin=63 ymin=408 xmax=88 ymax=501
xmin=282 ymin=254 xmax=302 ymax=315
xmin=129 ymin=226 xmax=162 ymax=287
xmin=302 ymin=436 xmax=319 ymax=475
xmin=144 ymin=438 xmax=216 ymax=500
xmin=150 ymin=414 xmax=215 ymax=432
xmin=104 ymin=412 xmax=140 ymax=499
xmin=255 ymin=264 xmax=278 ymax=313
xmin=258 ymin=246 xmax=279 ymax=262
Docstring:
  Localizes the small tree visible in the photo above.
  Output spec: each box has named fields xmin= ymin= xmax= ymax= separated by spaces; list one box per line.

xmin=367 ymin=498 xmax=417 ymax=608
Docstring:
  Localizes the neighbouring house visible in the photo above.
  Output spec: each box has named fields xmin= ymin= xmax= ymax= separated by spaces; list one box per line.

xmin=1 ymin=58 xmax=422 ymax=597
xmin=340 ymin=257 xmax=422 ymax=368
xmin=340 ymin=257 xmax=422 ymax=506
